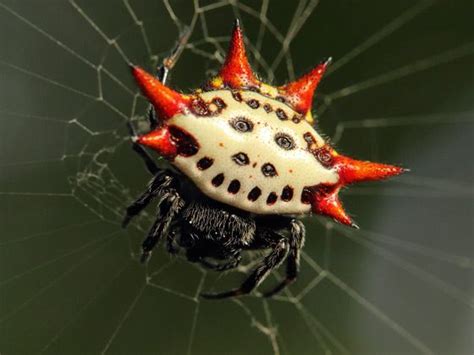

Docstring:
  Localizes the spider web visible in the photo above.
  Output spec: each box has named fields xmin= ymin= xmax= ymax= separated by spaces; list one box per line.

xmin=0 ymin=0 xmax=473 ymax=354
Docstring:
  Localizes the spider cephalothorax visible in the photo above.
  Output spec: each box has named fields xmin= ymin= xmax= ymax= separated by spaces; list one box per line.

xmin=124 ymin=21 xmax=405 ymax=299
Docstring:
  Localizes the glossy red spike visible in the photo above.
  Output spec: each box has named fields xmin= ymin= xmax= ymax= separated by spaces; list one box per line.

xmin=334 ymin=155 xmax=405 ymax=185
xmin=131 ymin=65 xmax=190 ymax=119
xmin=310 ymin=185 xmax=357 ymax=228
xmin=280 ymin=58 xmax=331 ymax=114
xmin=219 ymin=20 xmax=257 ymax=88
xmin=136 ymin=126 xmax=177 ymax=159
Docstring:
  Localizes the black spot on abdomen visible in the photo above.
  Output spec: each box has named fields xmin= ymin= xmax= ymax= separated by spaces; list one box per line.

xmin=301 ymin=187 xmax=312 ymax=204
xmin=169 ymin=125 xmax=199 ymax=157
xmin=197 ymin=157 xmax=214 ymax=170
xmin=263 ymin=104 xmax=273 ymax=113
xmin=227 ymin=179 xmax=241 ymax=194
xmin=212 ymin=97 xmax=226 ymax=109
xmin=232 ymin=152 xmax=250 ymax=166
xmin=246 ymin=99 xmax=260 ymax=109
xmin=281 ymin=186 xmax=294 ymax=201
xmin=266 ymin=192 xmax=278 ymax=205
xmin=232 ymin=92 xmax=243 ymax=102
xmin=275 ymin=108 xmax=288 ymax=120
xmin=212 ymin=173 xmax=225 ymax=187
xmin=247 ymin=187 xmax=262 ymax=201
xmin=261 ymin=163 xmax=277 ymax=177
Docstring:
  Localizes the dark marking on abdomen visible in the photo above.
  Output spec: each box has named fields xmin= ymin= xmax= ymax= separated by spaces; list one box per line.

xmin=261 ymin=163 xmax=277 ymax=177
xmin=232 ymin=91 xmax=243 ymax=102
xmin=227 ymin=179 xmax=241 ymax=194
xmin=246 ymin=99 xmax=260 ymax=109
xmin=301 ymin=187 xmax=312 ymax=204
xmin=247 ymin=187 xmax=262 ymax=201
xmin=197 ymin=157 xmax=214 ymax=170
xmin=263 ymin=104 xmax=273 ymax=113
xmin=212 ymin=173 xmax=225 ymax=187
xmin=275 ymin=108 xmax=288 ymax=120
xmin=212 ymin=97 xmax=226 ymax=109
xmin=169 ymin=125 xmax=199 ymax=157
xmin=232 ymin=152 xmax=250 ymax=166
xmin=281 ymin=186 xmax=294 ymax=201
xmin=266 ymin=192 xmax=278 ymax=205
xmin=315 ymin=147 xmax=334 ymax=167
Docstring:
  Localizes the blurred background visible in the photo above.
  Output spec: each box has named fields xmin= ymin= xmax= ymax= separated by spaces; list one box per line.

xmin=0 ymin=0 xmax=473 ymax=354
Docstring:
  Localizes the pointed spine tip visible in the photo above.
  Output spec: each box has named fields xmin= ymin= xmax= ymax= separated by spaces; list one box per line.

xmin=217 ymin=19 xmax=257 ymax=89
xmin=129 ymin=64 xmax=141 ymax=77
xmin=334 ymin=156 xmax=408 ymax=184
xmin=350 ymin=222 xmax=360 ymax=230
xmin=136 ymin=127 xmax=177 ymax=158
xmin=131 ymin=66 xmax=190 ymax=119
xmin=279 ymin=58 xmax=330 ymax=114
xmin=323 ymin=57 xmax=333 ymax=66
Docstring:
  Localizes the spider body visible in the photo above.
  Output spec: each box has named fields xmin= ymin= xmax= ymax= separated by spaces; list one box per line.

xmin=124 ymin=21 xmax=405 ymax=298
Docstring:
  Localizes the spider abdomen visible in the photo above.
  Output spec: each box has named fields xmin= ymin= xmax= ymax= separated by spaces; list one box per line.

xmin=171 ymin=90 xmax=338 ymax=215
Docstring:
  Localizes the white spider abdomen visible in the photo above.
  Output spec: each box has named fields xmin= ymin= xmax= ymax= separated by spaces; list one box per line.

xmin=170 ymin=90 xmax=339 ymax=215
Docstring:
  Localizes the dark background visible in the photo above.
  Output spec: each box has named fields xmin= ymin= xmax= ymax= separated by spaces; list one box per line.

xmin=0 ymin=0 xmax=473 ymax=354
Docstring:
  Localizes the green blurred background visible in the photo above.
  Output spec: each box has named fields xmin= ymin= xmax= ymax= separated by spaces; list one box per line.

xmin=0 ymin=0 xmax=473 ymax=354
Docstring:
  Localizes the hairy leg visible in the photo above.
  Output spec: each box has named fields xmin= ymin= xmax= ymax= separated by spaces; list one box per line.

xmin=263 ymin=219 xmax=305 ymax=297
xmin=140 ymin=189 xmax=184 ymax=263
xmin=122 ymin=171 xmax=176 ymax=228
xmin=165 ymin=229 xmax=180 ymax=255
xmin=201 ymin=231 xmax=289 ymax=299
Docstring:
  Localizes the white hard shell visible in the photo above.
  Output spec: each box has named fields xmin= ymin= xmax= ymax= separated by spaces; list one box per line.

xmin=169 ymin=89 xmax=339 ymax=215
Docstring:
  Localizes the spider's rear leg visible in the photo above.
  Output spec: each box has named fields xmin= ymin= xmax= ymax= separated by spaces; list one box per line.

xmin=140 ymin=190 xmax=184 ymax=263
xmin=166 ymin=229 xmax=180 ymax=255
xmin=263 ymin=219 xmax=305 ymax=297
xmin=201 ymin=233 xmax=289 ymax=299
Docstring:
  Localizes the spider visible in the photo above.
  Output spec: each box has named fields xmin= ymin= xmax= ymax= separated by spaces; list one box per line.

xmin=123 ymin=20 xmax=405 ymax=299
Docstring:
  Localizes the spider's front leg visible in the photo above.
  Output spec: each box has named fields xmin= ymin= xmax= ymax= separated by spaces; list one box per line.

xmin=263 ymin=219 xmax=305 ymax=297
xmin=201 ymin=230 xmax=289 ymax=299
xmin=140 ymin=188 xmax=184 ymax=263
xmin=122 ymin=169 xmax=184 ymax=262
xmin=122 ymin=171 xmax=175 ymax=228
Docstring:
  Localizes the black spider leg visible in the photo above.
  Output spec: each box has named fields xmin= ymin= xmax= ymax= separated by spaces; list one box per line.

xmin=122 ymin=172 xmax=175 ymax=228
xmin=166 ymin=229 xmax=180 ymax=255
xmin=140 ymin=189 xmax=184 ymax=263
xmin=263 ymin=219 xmax=305 ymax=297
xmin=201 ymin=231 xmax=289 ymax=299
xmin=200 ymin=252 xmax=242 ymax=272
